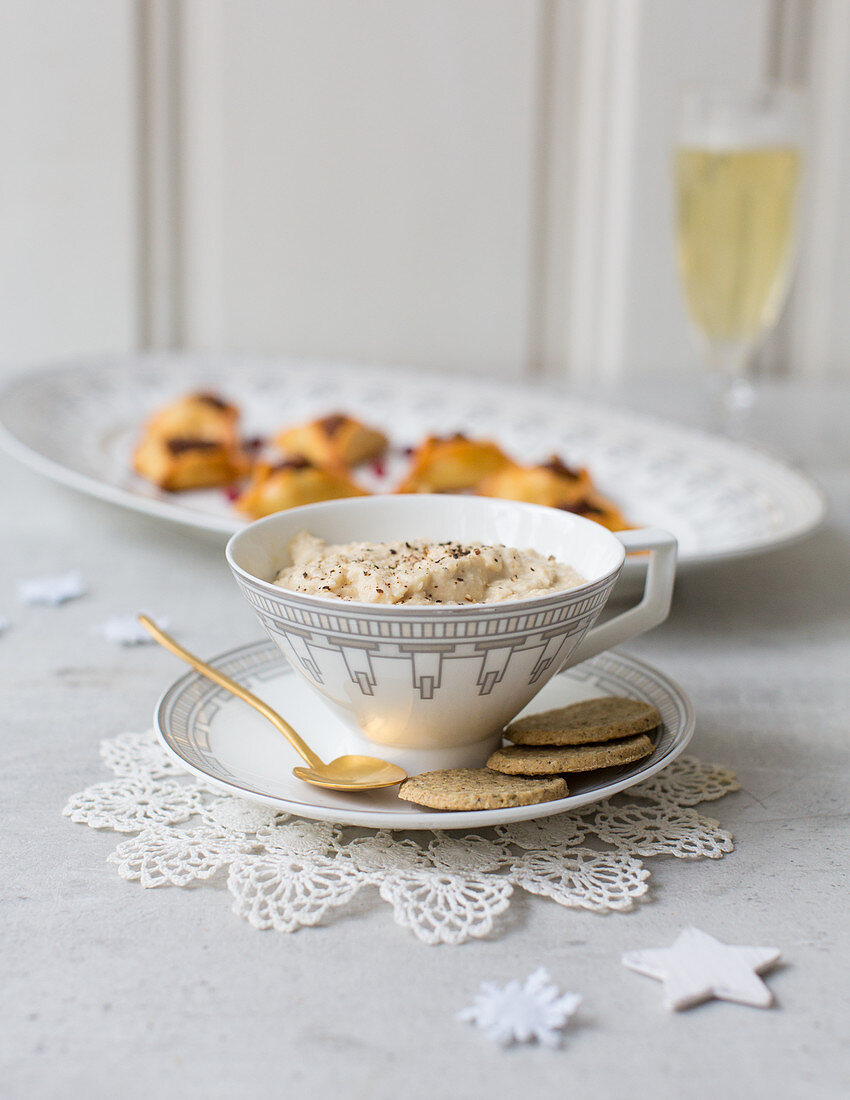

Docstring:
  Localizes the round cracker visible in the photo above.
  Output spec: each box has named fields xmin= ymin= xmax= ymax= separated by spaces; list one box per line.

xmin=505 ymin=696 xmax=661 ymax=746
xmin=397 ymin=768 xmax=568 ymax=811
xmin=487 ymin=733 xmax=655 ymax=776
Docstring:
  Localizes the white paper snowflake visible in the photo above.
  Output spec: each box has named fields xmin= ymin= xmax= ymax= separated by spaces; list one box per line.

xmin=19 ymin=570 xmax=87 ymax=606
xmin=458 ymin=968 xmax=581 ymax=1047
xmin=96 ymin=614 xmax=170 ymax=646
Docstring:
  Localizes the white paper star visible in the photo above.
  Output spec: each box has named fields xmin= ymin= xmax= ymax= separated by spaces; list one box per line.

xmin=96 ymin=614 xmax=171 ymax=646
xmin=622 ymin=926 xmax=780 ymax=1011
xmin=19 ymin=570 xmax=87 ymax=606
xmin=458 ymin=968 xmax=581 ymax=1047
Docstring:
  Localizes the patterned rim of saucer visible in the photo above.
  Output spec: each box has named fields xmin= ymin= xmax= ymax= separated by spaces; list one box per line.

xmin=152 ymin=640 xmax=695 ymax=830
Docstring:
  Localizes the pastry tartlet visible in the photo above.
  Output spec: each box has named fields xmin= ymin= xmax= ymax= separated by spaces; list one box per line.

xmin=276 ymin=413 xmax=387 ymax=468
xmin=133 ymin=435 xmax=249 ymax=491
xmin=235 ymin=457 xmax=368 ymax=519
xmin=556 ymin=492 xmax=630 ymax=532
xmin=477 ymin=455 xmax=594 ymax=509
xmin=395 ymin=433 xmax=511 ymax=494
xmin=142 ymin=391 xmax=241 ymax=447
xmin=477 ymin=455 xmax=629 ymax=531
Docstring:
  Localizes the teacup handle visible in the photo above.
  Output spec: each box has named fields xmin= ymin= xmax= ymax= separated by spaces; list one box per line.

xmin=566 ymin=527 xmax=678 ymax=666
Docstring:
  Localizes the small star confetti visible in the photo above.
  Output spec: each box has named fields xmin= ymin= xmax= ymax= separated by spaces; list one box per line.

xmin=19 ymin=570 xmax=87 ymax=606
xmin=458 ymin=968 xmax=581 ymax=1047
xmin=96 ymin=615 xmax=171 ymax=646
xmin=622 ymin=926 xmax=781 ymax=1011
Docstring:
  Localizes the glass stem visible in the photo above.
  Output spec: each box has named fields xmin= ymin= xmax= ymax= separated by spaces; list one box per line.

xmin=707 ymin=343 xmax=755 ymax=436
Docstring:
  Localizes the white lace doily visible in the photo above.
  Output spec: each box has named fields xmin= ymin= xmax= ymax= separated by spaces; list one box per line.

xmin=63 ymin=731 xmax=739 ymax=945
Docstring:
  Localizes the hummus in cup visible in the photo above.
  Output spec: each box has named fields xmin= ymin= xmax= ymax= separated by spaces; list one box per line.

xmin=273 ymin=531 xmax=586 ymax=605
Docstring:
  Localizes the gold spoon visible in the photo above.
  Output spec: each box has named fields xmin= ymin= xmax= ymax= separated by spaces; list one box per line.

xmin=138 ymin=616 xmax=408 ymax=793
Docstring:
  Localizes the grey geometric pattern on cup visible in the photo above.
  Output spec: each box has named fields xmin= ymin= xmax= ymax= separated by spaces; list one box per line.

xmin=235 ymin=574 xmax=616 ymax=700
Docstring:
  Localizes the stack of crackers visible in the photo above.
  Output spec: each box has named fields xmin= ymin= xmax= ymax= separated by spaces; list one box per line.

xmin=398 ymin=697 xmax=661 ymax=811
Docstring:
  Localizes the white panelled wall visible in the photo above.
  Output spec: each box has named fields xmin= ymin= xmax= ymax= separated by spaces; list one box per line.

xmin=213 ymin=0 xmax=540 ymax=376
xmin=0 ymin=0 xmax=139 ymax=367
xmin=1 ymin=0 xmax=849 ymax=380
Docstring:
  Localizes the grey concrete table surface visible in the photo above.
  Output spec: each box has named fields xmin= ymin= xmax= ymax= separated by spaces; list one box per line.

xmin=1 ymin=375 xmax=848 ymax=1100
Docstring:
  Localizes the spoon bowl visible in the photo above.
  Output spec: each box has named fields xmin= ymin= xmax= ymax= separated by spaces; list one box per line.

xmin=293 ymin=755 xmax=408 ymax=791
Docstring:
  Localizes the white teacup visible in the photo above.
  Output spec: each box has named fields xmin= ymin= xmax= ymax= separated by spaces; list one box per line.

xmin=226 ymin=496 xmax=677 ymax=773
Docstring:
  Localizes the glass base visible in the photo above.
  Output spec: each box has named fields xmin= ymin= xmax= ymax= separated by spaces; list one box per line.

xmin=712 ymin=374 xmax=755 ymax=437
xmin=724 ymin=375 xmax=755 ymax=413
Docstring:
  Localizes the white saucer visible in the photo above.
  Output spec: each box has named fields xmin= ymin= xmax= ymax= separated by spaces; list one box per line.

xmin=154 ymin=640 xmax=695 ymax=831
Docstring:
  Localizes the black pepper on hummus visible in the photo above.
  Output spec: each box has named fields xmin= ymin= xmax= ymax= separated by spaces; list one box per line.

xmin=273 ymin=531 xmax=586 ymax=605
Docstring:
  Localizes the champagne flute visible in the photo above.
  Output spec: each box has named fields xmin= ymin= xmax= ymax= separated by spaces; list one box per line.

xmin=675 ymin=85 xmax=803 ymax=432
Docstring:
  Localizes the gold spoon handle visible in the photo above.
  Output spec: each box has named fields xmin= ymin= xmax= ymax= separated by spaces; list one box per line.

xmin=138 ymin=615 xmax=325 ymax=771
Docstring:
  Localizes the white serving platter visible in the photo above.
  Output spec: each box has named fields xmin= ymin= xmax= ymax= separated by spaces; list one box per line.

xmin=0 ymin=353 xmax=826 ymax=579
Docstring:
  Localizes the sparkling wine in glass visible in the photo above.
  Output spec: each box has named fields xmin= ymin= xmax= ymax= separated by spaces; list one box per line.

xmin=675 ymin=86 xmax=803 ymax=430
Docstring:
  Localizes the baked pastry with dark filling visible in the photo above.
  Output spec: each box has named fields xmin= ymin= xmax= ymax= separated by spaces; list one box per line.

xmin=235 ymin=456 xmax=368 ymax=519
xmin=142 ymin=391 xmax=240 ymax=447
xmin=477 ymin=455 xmax=594 ymax=508
xmin=133 ymin=391 xmax=248 ymax=490
xmin=395 ymin=433 xmax=511 ymax=494
xmin=477 ymin=454 xmax=629 ymax=530
xmin=555 ymin=492 xmax=630 ymax=531
xmin=133 ymin=435 xmax=249 ymax=491
xmin=276 ymin=413 xmax=387 ymax=468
